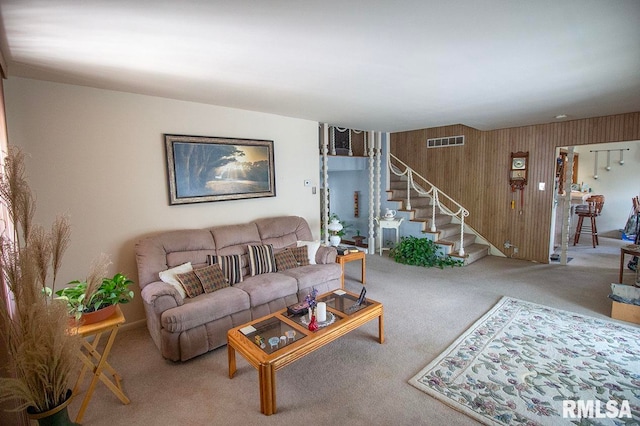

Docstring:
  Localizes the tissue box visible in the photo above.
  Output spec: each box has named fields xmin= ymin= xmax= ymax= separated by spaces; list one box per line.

xmin=609 ymin=283 xmax=640 ymax=324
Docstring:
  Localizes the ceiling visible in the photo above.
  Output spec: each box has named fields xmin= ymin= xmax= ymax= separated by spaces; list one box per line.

xmin=0 ymin=1 xmax=639 ymax=132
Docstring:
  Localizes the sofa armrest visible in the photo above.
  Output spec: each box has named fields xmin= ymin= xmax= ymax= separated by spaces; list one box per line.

xmin=316 ymin=245 xmax=338 ymax=264
xmin=141 ymin=281 xmax=185 ymax=314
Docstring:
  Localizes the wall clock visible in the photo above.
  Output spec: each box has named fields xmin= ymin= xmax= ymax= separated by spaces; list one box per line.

xmin=509 ymin=151 xmax=529 ymax=190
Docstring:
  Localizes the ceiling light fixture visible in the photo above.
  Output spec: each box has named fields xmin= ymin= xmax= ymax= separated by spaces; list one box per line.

xmin=555 ymin=114 xmax=568 ymax=120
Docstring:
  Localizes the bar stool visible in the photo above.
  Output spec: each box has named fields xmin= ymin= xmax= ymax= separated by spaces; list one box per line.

xmin=573 ymin=195 xmax=605 ymax=248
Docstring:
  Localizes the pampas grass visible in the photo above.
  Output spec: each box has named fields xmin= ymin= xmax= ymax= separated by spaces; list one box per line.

xmin=0 ymin=147 xmax=81 ymax=413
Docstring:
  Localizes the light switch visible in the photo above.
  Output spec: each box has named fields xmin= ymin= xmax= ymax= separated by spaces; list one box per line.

xmin=538 ymin=182 xmax=545 ymax=191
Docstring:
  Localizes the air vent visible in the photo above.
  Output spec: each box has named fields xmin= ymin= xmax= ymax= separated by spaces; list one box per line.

xmin=427 ymin=135 xmax=464 ymax=148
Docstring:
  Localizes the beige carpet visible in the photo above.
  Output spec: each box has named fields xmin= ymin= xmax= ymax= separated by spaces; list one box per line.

xmin=67 ymin=237 xmax=636 ymax=426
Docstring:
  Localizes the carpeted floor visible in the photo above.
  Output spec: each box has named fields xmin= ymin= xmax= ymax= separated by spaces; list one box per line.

xmin=67 ymin=237 xmax=638 ymax=426
xmin=409 ymin=296 xmax=640 ymax=425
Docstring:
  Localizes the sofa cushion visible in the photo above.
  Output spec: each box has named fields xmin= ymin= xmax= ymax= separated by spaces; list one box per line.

xmin=158 ymin=262 xmax=192 ymax=299
xmin=255 ymin=216 xmax=313 ymax=249
xmin=289 ymin=245 xmax=310 ymax=266
xmin=176 ymin=270 xmax=205 ymax=298
xmin=194 ymin=264 xmax=228 ymax=293
xmin=274 ymin=249 xmax=298 ymax=271
xmin=161 ymin=286 xmax=250 ymax=333
xmin=280 ymin=263 xmax=342 ymax=290
xmin=209 ymin=254 xmax=243 ymax=284
xmin=234 ymin=273 xmax=298 ymax=307
xmin=248 ymin=244 xmax=276 ymax=276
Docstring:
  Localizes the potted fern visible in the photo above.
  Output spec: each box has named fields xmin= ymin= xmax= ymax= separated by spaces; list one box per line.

xmin=56 ymin=270 xmax=134 ymax=324
xmin=0 ymin=147 xmax=84 ymax=424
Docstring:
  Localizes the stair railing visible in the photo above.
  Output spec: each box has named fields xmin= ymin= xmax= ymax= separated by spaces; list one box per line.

xmin=389 ymin=153 xmax=470 ymax=256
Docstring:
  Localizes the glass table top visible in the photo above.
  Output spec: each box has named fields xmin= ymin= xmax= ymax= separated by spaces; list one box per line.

xmin=239 ymin=315 xmax=305 ymax=355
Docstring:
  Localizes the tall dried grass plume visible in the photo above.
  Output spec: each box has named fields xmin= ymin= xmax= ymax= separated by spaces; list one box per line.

xmin=0 ymin=147 xmax=81 ymax=413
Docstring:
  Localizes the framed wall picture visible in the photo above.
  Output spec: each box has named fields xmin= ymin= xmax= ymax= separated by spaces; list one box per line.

xmin=165 ymin=134 xmax=276 ymax=205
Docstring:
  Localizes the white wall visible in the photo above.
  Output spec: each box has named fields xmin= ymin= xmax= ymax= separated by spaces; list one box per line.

xmin=573 ymin=140 xmax=640 ymax=237
xmin=4 ymin=77 xmax=320 ymax=324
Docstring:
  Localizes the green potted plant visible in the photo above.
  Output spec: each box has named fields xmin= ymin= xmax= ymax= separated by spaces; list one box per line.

xmin=56 ymin=271 xmax=134 ymax=324
xmin=390 ymin=236 xmax=464 ymax=269
xmin=352 ymin=229 xmax=366 ymax=246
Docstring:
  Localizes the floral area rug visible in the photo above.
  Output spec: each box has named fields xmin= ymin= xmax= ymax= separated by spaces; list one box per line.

xmin=409 ymin=297 xmax=640 ymax=425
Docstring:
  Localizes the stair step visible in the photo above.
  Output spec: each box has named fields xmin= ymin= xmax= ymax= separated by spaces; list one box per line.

xmin=424 ymin=223 xmax=460 ymax=240
xmin=449 ymin=243 xmax=490 ymax=265
xmin=439 ymin=232 xmax=477 ymax=251
xmin=412 ymin=212 xmax=452 ymax=229
xmin=405 ymin=197 xmax=432 ymax=209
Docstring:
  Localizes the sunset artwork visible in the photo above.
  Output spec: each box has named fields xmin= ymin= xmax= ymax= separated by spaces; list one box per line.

xmin=165 ymin=135 xmax=275 ymax=204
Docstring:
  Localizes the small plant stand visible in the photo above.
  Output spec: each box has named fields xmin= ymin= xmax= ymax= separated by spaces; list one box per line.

xmin=375 ymin=217 xmax=403 ymax=256
xmin=72 ymin=305 xmax=130 ymax=422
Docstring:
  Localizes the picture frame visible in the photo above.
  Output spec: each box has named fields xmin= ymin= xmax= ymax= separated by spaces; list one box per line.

xmin=165 ymin=134 xmax=276 ymax=205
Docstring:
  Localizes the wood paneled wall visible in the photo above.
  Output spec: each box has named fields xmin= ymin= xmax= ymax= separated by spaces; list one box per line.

xmin=390 ymin=112 xmax=640 ymax=263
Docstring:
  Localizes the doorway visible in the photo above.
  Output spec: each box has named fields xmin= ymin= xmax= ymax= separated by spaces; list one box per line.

xmin=549 ymin=140 xmax=640 ymax=266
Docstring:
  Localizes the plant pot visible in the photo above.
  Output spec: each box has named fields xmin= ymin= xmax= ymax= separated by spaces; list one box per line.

xmin=27 ymin=389 xmax=79 ymax=426
xmin=81 ymin=304 xmax=116 ymax=325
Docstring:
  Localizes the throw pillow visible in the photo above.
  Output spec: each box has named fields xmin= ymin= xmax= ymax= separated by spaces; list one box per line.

xmin=158 ymin=262 xmax=191 ymax=299
xmin=209 ymin=254 xmax=243 ymax=284
xmin=194 ymin=264 xmax=229 ymax=293
xmin=289 ymin=245 xmax=310 ymax=266
xmin=296 ymin=240 xmax=320 ymax=264
xmin=247 ymin=244 xmax=276 ymax=276
xmin=175 ymin=270 xmax=204 ymax=298
xmin=274 ymin=249 xmax=298 ymax=271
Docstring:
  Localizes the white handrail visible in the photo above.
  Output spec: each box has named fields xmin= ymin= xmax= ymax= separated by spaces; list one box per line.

xmin=389 ymin=153 xmax=470 ymax=256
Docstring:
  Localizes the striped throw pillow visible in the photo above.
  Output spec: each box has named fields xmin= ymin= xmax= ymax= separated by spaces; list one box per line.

xmin=208 ymin=254 xmax=243 ymax=285
xmin=248 ymin=244 xmax=276 ymax=276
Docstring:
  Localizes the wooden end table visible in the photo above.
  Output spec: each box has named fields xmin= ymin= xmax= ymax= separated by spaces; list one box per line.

xmin=72 ymin=305 xmax=130 ymax=422
xmin=336 ymin=250 xmax=366 ymax=289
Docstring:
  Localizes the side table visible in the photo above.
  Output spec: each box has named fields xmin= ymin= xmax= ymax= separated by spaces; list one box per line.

xmin=375 ymin=217 xmax=403 ymax=256
xmin=72 ymin=305 xmax=130 ymax=422
xmin=336 ymin=250 xmax=366 ymax=289
xmin=619 ymin=245 xmax=640 ymax=284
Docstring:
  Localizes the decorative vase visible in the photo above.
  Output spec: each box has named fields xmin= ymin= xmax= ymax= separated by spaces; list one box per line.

xmin=308 ymin=314 xmax=319 ymax=331
xmin=80 ymin=304 xmax=117 ymax=325
xmin=27 ymin=390 xmax=79 ymax=426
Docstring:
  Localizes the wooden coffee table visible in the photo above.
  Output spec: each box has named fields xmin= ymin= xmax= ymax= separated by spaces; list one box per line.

xmin=227 ymin=289 xmax=384 ymax=415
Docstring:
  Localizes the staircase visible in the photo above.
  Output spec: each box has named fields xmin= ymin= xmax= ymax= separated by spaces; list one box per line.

xmin=386 ymin=157 xmax=490 ymax=265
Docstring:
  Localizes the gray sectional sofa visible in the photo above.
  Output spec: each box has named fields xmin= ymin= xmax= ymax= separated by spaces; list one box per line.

xmin=135 ymin=216 xmax=341 ymax=361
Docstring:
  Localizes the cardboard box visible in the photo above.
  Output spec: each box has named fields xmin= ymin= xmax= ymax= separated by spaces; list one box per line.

xmin=611 ymin=300 xmax=640 ymax=325
xmin=610 ymin=283 xmax=640 ymax=325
